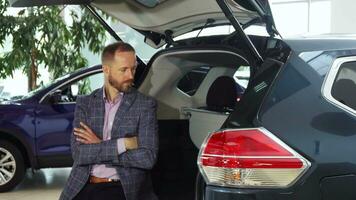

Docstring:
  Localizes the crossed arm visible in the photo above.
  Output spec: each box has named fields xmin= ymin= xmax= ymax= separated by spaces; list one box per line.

xmin=71 ymin=96 xmax=158 ymax=170
xmin=74 ymin=122 xmax=137 ymax=149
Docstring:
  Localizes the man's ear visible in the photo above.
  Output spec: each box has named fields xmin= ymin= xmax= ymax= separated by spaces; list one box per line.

xmin=102 ymin=64 xmax=110 ymax=75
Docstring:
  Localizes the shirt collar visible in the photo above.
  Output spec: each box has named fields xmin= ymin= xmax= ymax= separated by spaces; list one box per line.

xmin=103 ymin=87 xmax=123 ymax=104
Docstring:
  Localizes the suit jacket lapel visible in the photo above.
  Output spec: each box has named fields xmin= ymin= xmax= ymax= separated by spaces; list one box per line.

xmin=92 ymin=87 xmax=105 ymax=139
xmin=112 ymin=89 xmax=137 ymax=136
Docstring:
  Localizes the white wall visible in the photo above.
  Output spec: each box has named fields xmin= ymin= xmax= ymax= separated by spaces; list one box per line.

xmin=330 ymin=0 xmax=356 ymax=33
xmin=270 ymin=0 xmax=356 ymax=37
xmin=270 ymin=0 xmax=332 ymax=37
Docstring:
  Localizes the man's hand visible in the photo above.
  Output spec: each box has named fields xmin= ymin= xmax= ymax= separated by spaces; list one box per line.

xmin=74 ymin=122 xmax=101 ymax=144
xmin=124 ymin=137 xmax=138 ymax=150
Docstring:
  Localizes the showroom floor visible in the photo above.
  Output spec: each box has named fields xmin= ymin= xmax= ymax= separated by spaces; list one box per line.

xmin=0 ymin=168 xmax=71 ymax=200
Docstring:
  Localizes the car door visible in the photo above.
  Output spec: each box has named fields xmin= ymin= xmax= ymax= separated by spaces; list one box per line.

xmin=34 ymin=71 xmax=103 ymax=167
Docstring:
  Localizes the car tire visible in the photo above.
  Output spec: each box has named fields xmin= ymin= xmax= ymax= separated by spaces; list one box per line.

xmin=0 ymin=140 xmax=25 ymax=192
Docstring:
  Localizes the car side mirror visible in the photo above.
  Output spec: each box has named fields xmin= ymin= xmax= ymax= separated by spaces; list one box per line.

xmin=50 ymin=90 xmax=62 ymax=104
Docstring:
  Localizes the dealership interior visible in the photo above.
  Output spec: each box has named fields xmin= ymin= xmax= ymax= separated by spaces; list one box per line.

xmin=0 ymin=0 xmax=355 ymax=199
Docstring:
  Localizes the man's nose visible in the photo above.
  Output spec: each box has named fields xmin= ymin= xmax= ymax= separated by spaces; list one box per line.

xmin=126 ymin=69 xmax=134 ymax=79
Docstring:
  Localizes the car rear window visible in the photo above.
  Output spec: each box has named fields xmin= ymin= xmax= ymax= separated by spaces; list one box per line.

xmin=224 ymin=58 xmax=283 ymax=128
xmin=177 ymin=66 xmax=250 ymax=97
xmin=331 ymin=61 xmax=356 ymax=111
xmin=177 ymin=66 xmax=211 ymax=96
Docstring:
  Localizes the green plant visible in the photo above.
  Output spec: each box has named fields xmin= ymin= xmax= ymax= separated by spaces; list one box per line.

xmin=0 ymin=0 xmax=108 ymax=91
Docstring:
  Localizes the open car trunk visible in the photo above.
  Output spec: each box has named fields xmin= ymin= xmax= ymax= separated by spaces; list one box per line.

xmin=145 ymin=46 xmax=249 ymax=200
xmin=141 ymin=36 xmax=291 ymax=199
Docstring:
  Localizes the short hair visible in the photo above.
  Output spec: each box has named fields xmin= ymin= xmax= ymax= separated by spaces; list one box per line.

xmin=101 ymin=42 xmax=135 ymax=65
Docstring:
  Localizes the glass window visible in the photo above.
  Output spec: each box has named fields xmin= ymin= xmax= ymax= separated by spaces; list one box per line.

xmin=331 ymin=61 xmax=356 ymax=110
xmin=228 ymin=60 xmax=282 ymax=127
xmin=233 ymin=66 xmax=250 ymax=101
xmin=110 ymin=21 xmax=160 ymax=63
xmin=233 ymin=66 xmax=250 ymax=88
xmin=177 ymin=66 xmax=211 ymax=96
xmin=76 ymin=72 xmax=104 ymax=96
xmin=54 ymin=72 xmax=104 ymax=103
xmin=177 ymin=66 xmax=251 ymax=98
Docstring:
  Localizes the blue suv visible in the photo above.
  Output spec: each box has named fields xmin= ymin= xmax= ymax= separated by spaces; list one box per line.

xmin=0 ymin=65 xmax=103 ymax=191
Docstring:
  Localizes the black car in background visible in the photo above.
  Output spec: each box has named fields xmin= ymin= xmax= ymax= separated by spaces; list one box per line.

xmin=3 ymin=0 xmax=356 ymax=200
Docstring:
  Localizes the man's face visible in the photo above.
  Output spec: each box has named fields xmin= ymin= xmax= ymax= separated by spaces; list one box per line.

xmin=105 ymin=51 xmax=137 ymax=93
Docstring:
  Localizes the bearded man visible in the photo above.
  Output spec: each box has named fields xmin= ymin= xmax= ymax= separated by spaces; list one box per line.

xmin=60 ymin=42 xmax=158 ymax=200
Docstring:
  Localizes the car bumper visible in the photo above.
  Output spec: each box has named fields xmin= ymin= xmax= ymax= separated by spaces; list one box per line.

xmin=205 ymin=186 xmax=295 ymax=200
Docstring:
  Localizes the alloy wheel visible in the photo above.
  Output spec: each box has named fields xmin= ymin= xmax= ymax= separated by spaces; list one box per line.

xmin=0 ymin=147 xmax=16 ymax=186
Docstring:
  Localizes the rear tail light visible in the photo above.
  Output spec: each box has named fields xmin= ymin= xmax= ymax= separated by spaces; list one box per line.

xmin=198 ymin=128 xmax=311 ymax=188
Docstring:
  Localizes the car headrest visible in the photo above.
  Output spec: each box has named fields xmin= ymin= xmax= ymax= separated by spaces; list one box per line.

xmin=206 ymin=76 xmax=237 ymax=112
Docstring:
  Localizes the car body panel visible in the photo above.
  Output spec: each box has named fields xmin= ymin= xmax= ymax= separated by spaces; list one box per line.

xmin=213 ymin=40 xmax=356 ymax=199
xmin=92 ymin=0 xmax=258 ymax=37
xmin=0 ymin=103 xmax=37 ymax=167
xmin=35 ymin=103 xmax=75 ymax=156
xmin=256 ymin=49 xmax=356 ymax=199
xmin=0 ymin=66 xmax=102 ymax=167
xmin=285 ymin=36 xmax=356 ymax=53
xmin=9 ymin=0 xmax=263 ymax=46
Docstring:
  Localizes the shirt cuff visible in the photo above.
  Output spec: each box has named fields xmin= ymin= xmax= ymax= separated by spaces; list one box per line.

xmin=117 ymin=138 xmax=127 ymax=155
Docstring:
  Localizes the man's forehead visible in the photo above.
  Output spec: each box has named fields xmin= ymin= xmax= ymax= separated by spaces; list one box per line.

xmin=114 ymin=50 xmax=136 ymax=57
xmin=110 ymin=52 xmax=136 ymax=67
xmin=113 ymin=51 xmax=136 ymax=61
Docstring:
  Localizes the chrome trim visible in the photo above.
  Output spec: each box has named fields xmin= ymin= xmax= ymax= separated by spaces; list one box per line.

xmin=54 ymin=102 xmax=76 ymax=105
xmin=157 ymin=49 xmax=249 ymax=64
xmin=39 ymin=69 xmax=103 ymax=104
xmin=182 ymin=107 xmax=230 ymax=116
xmin=321 ymin=56 xmax=356 ymax=116
xmin=201 ymin=154 xmax=298 ymax=159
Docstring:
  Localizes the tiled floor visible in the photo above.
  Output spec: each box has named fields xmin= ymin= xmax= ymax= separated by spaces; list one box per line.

xmin=0 ymin=168 xmax=71 ymax=200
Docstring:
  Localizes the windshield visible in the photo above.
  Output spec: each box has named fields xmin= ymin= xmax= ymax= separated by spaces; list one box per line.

xmin=110 ymin=20 xmax=160 ymax=63
xmin=21 ymin=72 xmax=72 ymax=99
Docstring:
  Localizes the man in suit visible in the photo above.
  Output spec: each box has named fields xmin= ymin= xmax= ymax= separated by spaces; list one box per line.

xmin=60 ymin=42 xmax=158 ymax=200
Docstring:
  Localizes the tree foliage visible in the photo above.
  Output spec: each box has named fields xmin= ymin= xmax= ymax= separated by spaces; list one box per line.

xmin=0 ymin=0 xmax=108 ymax=91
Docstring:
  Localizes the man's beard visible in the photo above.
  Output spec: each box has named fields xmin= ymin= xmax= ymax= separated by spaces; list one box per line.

xmin=108 ymin=73 xmax=133 ymax=93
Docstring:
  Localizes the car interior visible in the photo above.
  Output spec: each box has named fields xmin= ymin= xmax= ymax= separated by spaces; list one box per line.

xmin=135 ymin=45 xmax=250 ymax=199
